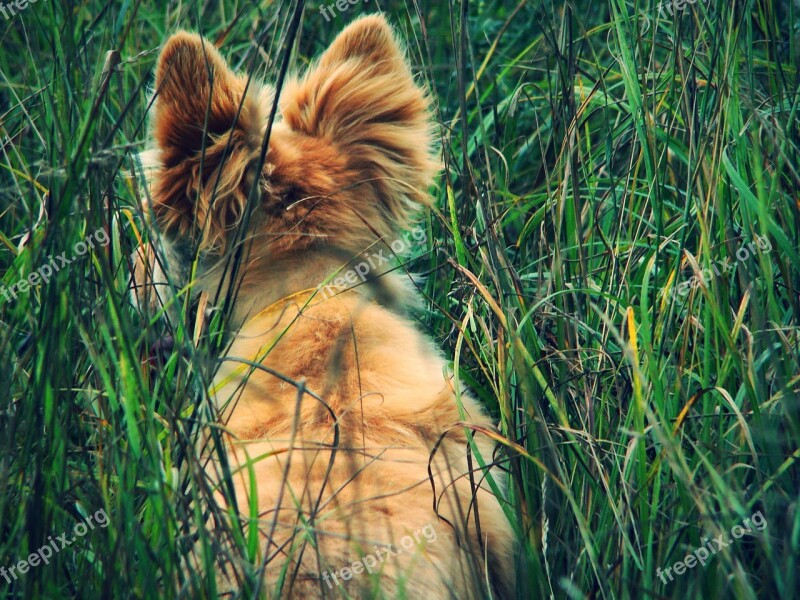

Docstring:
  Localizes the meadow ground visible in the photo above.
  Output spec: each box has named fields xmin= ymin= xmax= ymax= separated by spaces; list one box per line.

xmin=1 ymin=0 xmax=798 ymax=598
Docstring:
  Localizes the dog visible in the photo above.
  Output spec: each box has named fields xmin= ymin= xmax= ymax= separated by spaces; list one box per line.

xmin=132 ymin=14 xmax=515 ymax=598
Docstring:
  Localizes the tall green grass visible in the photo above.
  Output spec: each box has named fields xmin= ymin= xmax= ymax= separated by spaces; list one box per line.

xmin=1 ymin=0 xmax=798 ymax=598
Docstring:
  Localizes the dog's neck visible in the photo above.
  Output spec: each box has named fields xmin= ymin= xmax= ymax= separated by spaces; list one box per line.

xmin=199 ymin=248 xmax=422 ymax=328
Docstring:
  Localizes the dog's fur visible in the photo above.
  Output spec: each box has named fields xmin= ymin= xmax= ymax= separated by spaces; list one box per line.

xmin=133 ymin=15 xmax=515 ymax=598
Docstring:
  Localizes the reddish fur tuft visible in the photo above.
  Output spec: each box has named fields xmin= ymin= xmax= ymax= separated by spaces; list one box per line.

xmin=280 ymin=15 xmax=440 ymax=231
xmin=150 ymin=31 xmax=265 ymax=252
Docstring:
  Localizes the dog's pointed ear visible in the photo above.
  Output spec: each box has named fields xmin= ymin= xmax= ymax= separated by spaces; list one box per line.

xmin=149 ymin=32 xmax=266 ymax=251
xmin=152 ymin=32 xmax=260 ymax=164
xmin=280 ymin=15 xmax=439 ymax=219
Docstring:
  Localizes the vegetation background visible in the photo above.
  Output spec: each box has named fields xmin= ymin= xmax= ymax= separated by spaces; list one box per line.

xmin=0 ymin=0 xmax=798 ymax=598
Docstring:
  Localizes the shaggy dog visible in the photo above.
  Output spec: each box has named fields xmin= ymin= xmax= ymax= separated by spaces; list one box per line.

xmin=133 ymin=14 xmax=515 ymax=599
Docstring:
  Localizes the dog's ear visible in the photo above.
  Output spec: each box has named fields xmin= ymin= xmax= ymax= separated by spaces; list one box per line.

xmin=149 ymin=32 xmax=266 ymax=251
xmin=280 ymin=15 xmax=439 ymax=227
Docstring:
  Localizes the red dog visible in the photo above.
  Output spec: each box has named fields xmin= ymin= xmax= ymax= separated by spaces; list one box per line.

xmin=133 ymin=15 xmax=515 ymax=598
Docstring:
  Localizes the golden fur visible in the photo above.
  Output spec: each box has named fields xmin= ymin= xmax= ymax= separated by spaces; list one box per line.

xmin=133 ymin=15 xmax=515 ymax=599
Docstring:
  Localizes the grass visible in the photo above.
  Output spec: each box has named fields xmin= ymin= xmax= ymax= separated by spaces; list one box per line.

xmin=1 ymin=0 xmax=798 ymax=598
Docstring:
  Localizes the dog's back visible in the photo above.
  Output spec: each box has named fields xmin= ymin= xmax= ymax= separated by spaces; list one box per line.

xmin=212 ymin=286 xmax=515 ymax=598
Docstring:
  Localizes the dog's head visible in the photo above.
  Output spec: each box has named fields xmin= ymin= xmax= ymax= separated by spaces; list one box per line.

xmin=132 ymin=15 xmax=438 ymax=323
